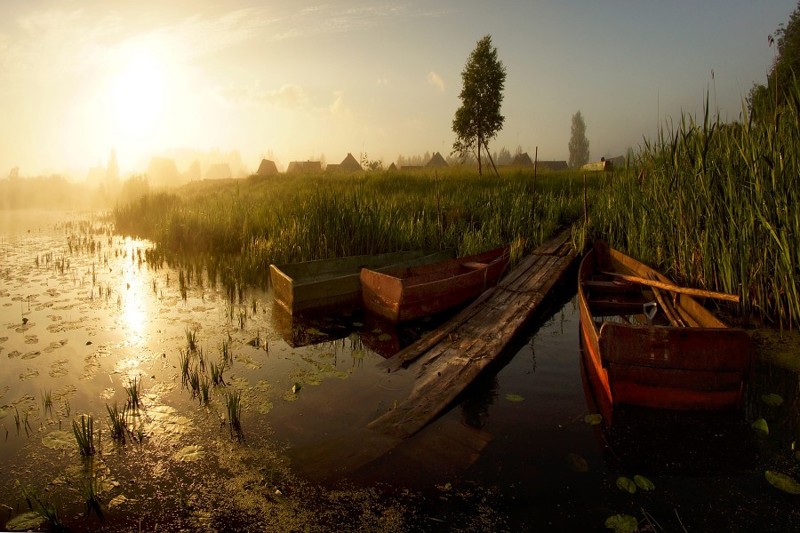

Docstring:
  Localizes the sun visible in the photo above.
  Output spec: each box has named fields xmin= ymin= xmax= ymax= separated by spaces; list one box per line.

xmin=111 ymin=50 xmax=165 ymax=140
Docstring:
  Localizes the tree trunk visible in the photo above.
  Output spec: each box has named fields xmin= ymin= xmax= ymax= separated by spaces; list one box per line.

xmin=483 ymin=140 xmax=500 ymax=178
xmin=476 ymin=134 xmax=482 ymax=176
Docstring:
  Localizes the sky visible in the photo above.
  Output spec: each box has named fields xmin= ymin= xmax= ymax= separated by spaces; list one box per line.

xmin=0 ymin=0 xmax=796 ymax=179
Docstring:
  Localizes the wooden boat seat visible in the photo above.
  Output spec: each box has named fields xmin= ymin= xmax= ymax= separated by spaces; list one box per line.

xmin=582 ymin=280 xmax=639 ymax=293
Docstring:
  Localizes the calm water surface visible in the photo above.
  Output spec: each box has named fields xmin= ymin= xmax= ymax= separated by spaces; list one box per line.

xmin=1 ymin=210 xmax=798 ymax=531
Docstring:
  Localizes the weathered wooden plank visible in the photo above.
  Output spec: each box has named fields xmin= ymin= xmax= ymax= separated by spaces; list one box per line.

xmin=369 ymin=240 xmax=578 ymax=439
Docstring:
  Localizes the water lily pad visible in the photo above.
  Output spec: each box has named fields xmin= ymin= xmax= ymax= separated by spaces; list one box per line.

xmin=615 ymin=476 xmax=637 ymax=494
xmin=565 ymin=453 xmax=589 ymax=472
xmin=174 ymin=445 xmax=206 ymax=462
xmin=5 ymin=511 xmax=46 ymax=531
xmin=505 ymin=393 xmax=524 ymax=402
xmin=108 ymin=494 xmax=130 ymax=509
xmin=634 ymin=475 xmax=655 ymax=491
xmin=584 ymin=414 xmax=603 ymax=426
xmin=761 ymin=393 xmax=784 ymax=407
xmin=752 ymin=418 xmax=769 ymax=435
xmin=42 ymin=430 xmax=74 ymax=450
xmin=765 ymin=470 xmax=800 ymax=494
xmin=604 ymin=514 xmax=638 ymax=533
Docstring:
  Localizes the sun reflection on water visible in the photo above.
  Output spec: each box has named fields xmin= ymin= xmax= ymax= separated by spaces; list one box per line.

xmin=119 ymin=238 xmax=150 ymax=346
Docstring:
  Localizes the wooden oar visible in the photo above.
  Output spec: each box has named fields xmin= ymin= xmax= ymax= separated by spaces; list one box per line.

xmin=601 ymin=271 xmax=740 ymax=303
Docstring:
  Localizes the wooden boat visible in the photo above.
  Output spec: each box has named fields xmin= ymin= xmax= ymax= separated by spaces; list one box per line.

xmin=578 ymin=241 xmax=753 ymax=411
xmin=270 ymin=249 xmax=454 ymax=315
xmin=360 ymin=246 xmax=510 ymax=323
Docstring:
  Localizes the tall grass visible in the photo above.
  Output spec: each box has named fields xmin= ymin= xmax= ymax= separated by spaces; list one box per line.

xmin=590 ymin=87 xmax=800 ymax=328
xmin=114 ymin=169 xmax=590 ymax=293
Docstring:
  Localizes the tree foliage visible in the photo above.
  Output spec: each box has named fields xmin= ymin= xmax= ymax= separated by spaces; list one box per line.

xmin=452 ymin=35 xmax=506 ymax=176
xmin=568 ymin=111 xmax=590 ymax=168
xmin=748 ymin=1 xmax=800 ymax=119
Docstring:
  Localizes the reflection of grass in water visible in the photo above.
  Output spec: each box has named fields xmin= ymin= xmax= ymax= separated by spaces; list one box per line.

xmin=83 ymin=475 xmax=104 ymax=520
xmin=179 ymin=349 xmax=190 ymax=385
xmin=72 ymin=414 xmax=95 ymax=456
xmin=40 ymin=389 xmax=53 ymax=418
xmin=20 ymin=484 xmax=62 ymax=529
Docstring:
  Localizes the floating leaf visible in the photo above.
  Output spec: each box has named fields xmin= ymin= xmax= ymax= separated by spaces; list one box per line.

xmin=584 ymin=414 xmax=603 ymax=426
xmin=765 ymin=470 xmax=800 ymax=494
xmin=761 ymin=393 xmax=784 ymax=407
xmin=377 ymin=333 xmax=392 ymax=342
xmin=5 ymin=511 xmax=46 ymax=531
xmin=292 ymin=382 xmax=302 ymax=394
xmin=615 ymin=476 xmax=637 ymax=494
xmin=107 ymin=494 xmax=130 ymax=509
xmin=633 ymin=475 xmax=655 ymax=491
xmin=604 ymin=514 xmax=638 ymax=533
xmin=752 ymin=418 xmax=769 ymax=435
xmin=565 ymin=453 xmax=589 ymax=472
xmin=173 ymin=445 xmax=205 ymax=462
xmin=42 ymin=430 xmax=74 ymax=450
xmin=505 ymin=393 xmax=524 ymax=403
xmin=352 ymin=322 xmax=364 ymax=327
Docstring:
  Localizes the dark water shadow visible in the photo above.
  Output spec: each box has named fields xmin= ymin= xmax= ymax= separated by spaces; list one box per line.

xmin=579 ymin=341 xmax=759 ymax=476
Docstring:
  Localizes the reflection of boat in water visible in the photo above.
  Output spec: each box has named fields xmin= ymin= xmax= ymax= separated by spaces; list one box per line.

xmin=580 ymin=338 xmax=758 ymax=475
xmin=270 ymin=302 xmax=420 ymax=358
xmin=578 ymin=241 xmax=753 ymax=411
xmin=270 ymin=249 xmax=455 ymax=315
xmin=360 ymin=246 xmax=510 ymax=323
xmin=270 ymin=302 xmax=354 ymax=348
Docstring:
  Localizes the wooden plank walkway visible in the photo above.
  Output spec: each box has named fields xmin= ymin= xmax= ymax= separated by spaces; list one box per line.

xmin=368 ymin=228 xmax=578 ymax=439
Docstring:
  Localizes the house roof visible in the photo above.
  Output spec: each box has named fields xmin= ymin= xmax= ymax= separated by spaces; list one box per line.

xmin=339 ymin=152 xmax=363 ymax=171
xmin=426 ymin=152 xmax=448 ymax=168
xmin=256 ymin=159 xmax=278 ymax=176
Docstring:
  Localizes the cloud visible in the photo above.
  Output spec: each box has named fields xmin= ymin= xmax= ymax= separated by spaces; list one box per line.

xmin=426 ymin=71 xmax=445 ymax=93
xmin=329 ymin=90 xmax=352 ymax=118
xmin=217 ymin=83 xmax=310 ymax=110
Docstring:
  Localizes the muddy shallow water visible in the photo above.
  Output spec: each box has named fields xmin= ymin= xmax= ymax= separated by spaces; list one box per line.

xmin=1 ymin=210 xmax=800 ymax=532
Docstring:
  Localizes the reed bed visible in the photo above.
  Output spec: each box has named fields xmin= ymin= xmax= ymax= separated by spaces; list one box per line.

xmin=114 ymin=169 xmax=590 ymax=292
xmin=589 ymin=88 xmax=800 ymax=328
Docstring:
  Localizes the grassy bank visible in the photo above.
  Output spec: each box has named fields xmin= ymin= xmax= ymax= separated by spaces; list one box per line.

xmin=590 ymin=91 xmax=800 ymax=328
xmin=114 ymin=168 xmax=591 ymax=295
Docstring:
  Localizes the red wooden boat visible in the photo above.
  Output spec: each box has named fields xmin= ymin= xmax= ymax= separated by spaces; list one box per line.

xmin=360 ymin=246 xmax=510 ymax=323
xmin=578 ymin=241 xmax=753 ymax=411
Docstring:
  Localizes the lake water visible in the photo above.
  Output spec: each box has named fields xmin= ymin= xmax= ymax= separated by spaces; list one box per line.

xmin=1 ymin=210 xmax=798 ymax=531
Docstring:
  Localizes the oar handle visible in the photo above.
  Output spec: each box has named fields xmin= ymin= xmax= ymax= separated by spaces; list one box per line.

xmin=600 ymin=271 xmax=741 ymax=303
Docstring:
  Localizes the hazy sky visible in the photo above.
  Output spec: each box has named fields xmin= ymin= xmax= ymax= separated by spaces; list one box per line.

xmin=0 ymin=0 xmax=796 ymax=178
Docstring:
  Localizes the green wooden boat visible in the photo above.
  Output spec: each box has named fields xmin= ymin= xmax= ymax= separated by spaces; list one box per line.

xmin=270 ymin=249 xmax=455 ymax=315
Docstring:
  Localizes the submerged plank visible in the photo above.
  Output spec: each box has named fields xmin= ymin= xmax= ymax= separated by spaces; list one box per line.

xmin=369 ymin=229 xmax=578 ymax=439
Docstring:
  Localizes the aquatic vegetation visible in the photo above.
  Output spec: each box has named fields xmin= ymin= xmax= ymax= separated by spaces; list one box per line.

xmin=210 ymin=360 xmax=225 ymax=386
xmin=106 ymin=402 xmax=127 ymax=443
xmin=72 ymin=414 xmax=95 ymax=456
xmin=225 ymin=390 xmax=243 ymax=437
xmin=199 ymin=375 xmax=210 ymax=405
xmin=124 ymin=377 xmax=141 ymax=410
xmin=185 ymin=326 xmax=198 ymax=353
